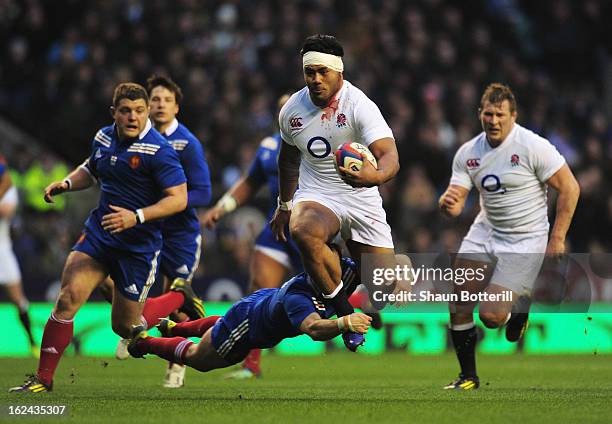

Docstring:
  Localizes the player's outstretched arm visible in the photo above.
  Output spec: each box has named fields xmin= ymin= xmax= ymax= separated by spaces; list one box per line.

xmin=43 ymin=161 xmax=96 ymax=203
xmin=201 ymin=175 xmax=262 ymax=229
xmin=545 ymin=164 xmax=580 ymax=257
xmin=299 ymin=312 xmax=372 ymax=342
xmin=271 ymin=142 xmax=300 ymax=242
xmin=439 ymin=184 xmax=470 ymax=218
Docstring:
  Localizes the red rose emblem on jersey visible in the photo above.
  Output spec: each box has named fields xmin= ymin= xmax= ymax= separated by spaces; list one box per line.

xmin=129 ymin=155 xmax=141 ymax=169
xmin=511 ymin=154 xmax=520 ymax=167
xmin=336 ymin=113 xmax=347 ymax=128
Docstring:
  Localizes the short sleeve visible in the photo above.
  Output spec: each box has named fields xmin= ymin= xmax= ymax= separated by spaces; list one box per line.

xmin=283 ymin=293 xmax=317 ymax=331
xmin=152 ymin=144 xmax=187 ymax=189
xmin=531 ymin=138 xmax=566 ymax=182
xmin=278 ymin=104 xmax=295 ymax=146
xmin=354 ymin=97 xmax=394 ymax=146
xmin=449 ymin=145 xmax=473 ymax=190
xmin=85 ymin=136 xmax=101 ymax=178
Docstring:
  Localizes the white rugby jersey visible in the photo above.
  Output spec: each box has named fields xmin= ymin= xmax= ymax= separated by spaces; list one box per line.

xmin=0 ymin=186 xmax=17 ymax=245
xmin=279 ymin=80 xmax=394 ymax=195
xmin=450 ymin=124 xmax=565 ymax=234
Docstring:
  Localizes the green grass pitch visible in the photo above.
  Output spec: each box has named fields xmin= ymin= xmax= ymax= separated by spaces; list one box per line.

xmin=1 ymin=353 xmax=611 ymax=423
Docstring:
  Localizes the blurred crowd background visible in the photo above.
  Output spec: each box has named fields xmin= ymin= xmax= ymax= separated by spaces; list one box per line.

xmin=0 ymin=0 xmax=610 ymax=301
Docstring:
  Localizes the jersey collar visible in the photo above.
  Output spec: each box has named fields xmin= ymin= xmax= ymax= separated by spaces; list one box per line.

xmin=138 ymin=119 xmax=152 ymax=140
xmin=163 ymin=118 xmax=179 ymax=136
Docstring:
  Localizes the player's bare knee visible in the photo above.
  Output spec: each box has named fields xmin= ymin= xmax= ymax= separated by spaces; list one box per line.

xmin=55 ymin=286 xmax=81 ymax=317
xmin=290 ymin=220 xmax=325 ymax=245
xmin=479 ymin=311 xmax=506 ymax=328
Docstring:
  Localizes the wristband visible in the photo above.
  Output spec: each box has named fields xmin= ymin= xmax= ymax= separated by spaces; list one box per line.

xmin=135 ymin=209 xmax=145 ymax=224
xmin=336 ymin=315 xmax=354 ymax=332
xmin=218 ymin=194 xmax=238 ymax=213
xmin=63 ymin=178 xmax=72 ymax=191
xmin=277 ymin=196 xmax=293 ymax=212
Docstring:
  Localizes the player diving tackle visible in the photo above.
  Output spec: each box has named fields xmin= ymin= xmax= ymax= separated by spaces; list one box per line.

xmin=127 ymin=248 xmax=372 ymax=371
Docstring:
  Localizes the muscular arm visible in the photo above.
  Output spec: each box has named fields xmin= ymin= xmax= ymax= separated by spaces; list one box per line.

xmin=545 ymin=164 xmax=580 ymax=254
xmin=44 ymin=160 xmax=96 ymax=203
xmin=299 ymin=311 xmax=371 ymax=342
xmin=368 ymin=137 xmax=400 ymax=185
xmin=138 ymin=183 xmax=188 ymax=222
xmin=102 ymin=182 xmax=187 ymax=234
xmin=270 ymin=141 xmax=301 ymax=241
xmin=439 ymin=184 xmax=470 ymax=218
xmin=278 ymin=141 xmax=301 ymax=202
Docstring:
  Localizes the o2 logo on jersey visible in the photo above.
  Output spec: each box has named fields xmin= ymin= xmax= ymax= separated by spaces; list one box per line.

xmin=307 ymin=136 xmax=331 ymax=158
xmin=481 ymin=174 xmax=507 ymax=194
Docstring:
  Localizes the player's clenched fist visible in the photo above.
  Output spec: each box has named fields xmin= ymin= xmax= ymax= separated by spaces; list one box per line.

xmin=438 ymin=186 xmax=466 ymax=218
xmin=337 ymin=312 xmax=372 ymax=334
xmin=44 ymin=180 xmax=69 ymax=203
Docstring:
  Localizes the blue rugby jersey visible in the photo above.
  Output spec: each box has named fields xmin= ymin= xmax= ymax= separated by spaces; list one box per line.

xmin=247 ymin=134 xmax=281 ymax=220
xmin=161 ymin=119 xmax=211 ymax=237
xmin=83 ymin=120 xmax=186 ymax=253
xmin=244 ymin=257 xmax=357 ymax=348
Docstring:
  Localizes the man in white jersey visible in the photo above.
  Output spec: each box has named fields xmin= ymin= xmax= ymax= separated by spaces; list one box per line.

xmin=0 ymin=160 xmax=37 ymax=356
xmin=270 ymin=34 xmax=400 ymax=352
xmin=439 ymin=83 xmax=580 ymax=390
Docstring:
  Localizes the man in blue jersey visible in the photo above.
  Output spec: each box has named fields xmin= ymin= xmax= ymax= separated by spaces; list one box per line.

xmin=100 ymin=75 xmax=212 ymax=388
xmin=9 ymin=83 xmax=188 ymax=394
xmin=128 ymin=252 xmax=372 ymax=372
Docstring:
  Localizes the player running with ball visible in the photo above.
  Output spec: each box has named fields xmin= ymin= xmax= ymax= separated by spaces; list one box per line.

xmin=439 ymin=83 xmax=580 ymax=390
xmin=271 ymin=34 xmax=400 ymax=351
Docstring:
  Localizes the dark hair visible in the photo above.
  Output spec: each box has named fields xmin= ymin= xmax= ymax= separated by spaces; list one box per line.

xmin=300 ymin=34 xmax=344 ymax=57
xmin=480 ymin=83 xmax=517 ymax=113
xmin=146 ymin=74 xmax=184 ymax=105
xmin=112 ymin=83 xmax=148 ymax=107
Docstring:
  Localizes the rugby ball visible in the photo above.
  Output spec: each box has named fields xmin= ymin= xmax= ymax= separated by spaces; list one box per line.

xmin=334 ymin=142 xmax=378 ymax=174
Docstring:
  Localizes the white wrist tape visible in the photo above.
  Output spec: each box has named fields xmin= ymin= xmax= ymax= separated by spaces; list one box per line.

xmin=277 ymin=196 xmax=293 ymax=212
xmin=136 ymin=209 xmax=145 ymax=224
xmin=218 ymin=194 xmax=238 ymax=213
xmin=336 ymin=315 xmax=355 ymax=333
xmin=63 ymin=178 xmax=72 ymax=190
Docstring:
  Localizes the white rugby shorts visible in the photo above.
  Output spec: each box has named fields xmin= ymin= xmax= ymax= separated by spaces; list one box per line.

xmin=458 ymin=218 xmax=547 ymax=294
xmin=293 ymin=188 xmax=394 ymax=249
xmin=0 ymin=244 xmax=22 ymax=285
